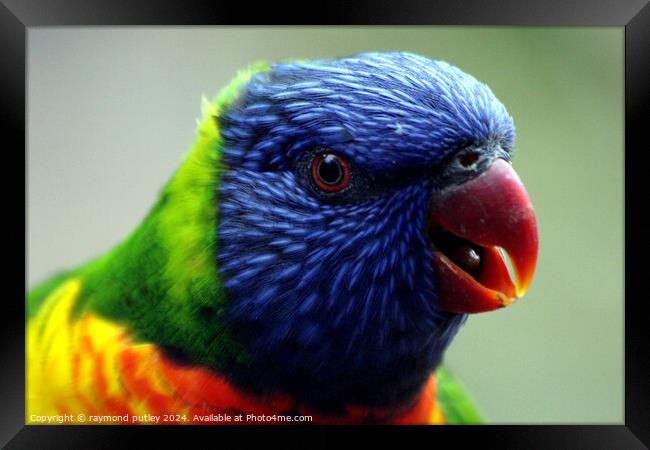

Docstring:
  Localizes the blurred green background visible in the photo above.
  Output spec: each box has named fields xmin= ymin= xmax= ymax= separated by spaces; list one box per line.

xmin=27 ymin=27 xmax=623 ymax=423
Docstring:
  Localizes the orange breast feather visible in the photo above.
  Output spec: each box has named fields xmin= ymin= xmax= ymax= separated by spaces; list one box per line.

xmin=26 ymin=279 xmax=444 ymax=425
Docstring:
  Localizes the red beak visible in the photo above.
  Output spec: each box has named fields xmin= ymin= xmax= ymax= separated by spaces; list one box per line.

xmin=429 ymin=159 xmax=538 ymax=314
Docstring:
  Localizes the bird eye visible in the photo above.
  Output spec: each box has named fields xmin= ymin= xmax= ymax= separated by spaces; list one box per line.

xmin=310 ymin=153 xmax=351 ymax=193
xmin=458 ymin=152 xmax=479 ymax=168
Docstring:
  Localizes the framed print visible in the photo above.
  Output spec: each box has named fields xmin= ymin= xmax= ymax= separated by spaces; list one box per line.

xmin=4 ymin=0 xmax=649 ymax=447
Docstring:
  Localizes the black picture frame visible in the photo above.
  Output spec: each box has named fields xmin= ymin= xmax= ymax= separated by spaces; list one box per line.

xmin=5 ymin=0 xmax=649 ymax=447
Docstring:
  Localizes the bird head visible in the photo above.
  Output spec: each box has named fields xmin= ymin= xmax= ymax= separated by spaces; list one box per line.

xmin=214 ymin=52 xmax=538 ymax=409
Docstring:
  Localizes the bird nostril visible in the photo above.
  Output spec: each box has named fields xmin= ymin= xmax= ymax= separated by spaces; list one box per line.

xmin=458 ymin=153 xmax=479 ymax=168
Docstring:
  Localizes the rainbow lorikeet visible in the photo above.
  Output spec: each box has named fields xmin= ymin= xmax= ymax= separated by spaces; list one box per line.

xmin=27 ymin=52 xmax=538 ymax=425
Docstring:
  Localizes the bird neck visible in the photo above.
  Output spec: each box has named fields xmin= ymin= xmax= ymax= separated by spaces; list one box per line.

xmin=60 ymin=64 xmax=272 ymax=384
xmin=69 ymin=94 xmax=251 ymax=371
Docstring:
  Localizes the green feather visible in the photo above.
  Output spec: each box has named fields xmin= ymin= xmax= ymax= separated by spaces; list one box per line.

xmin=26 ymin=270 xmax=72 ymax=319
xmin=436 ymin=366 xmax=483 ymax=424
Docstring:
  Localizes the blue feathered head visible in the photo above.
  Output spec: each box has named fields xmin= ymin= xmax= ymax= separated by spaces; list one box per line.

xmin=215 ymin=52 xmax=536 ymax=411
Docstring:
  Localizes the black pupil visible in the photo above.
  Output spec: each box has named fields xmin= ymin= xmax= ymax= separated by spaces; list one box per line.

xmin=318 ymin=155 xmax=343 ymax=185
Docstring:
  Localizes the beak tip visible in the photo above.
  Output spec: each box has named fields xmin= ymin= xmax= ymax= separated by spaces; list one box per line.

xmin=515 ymin=277 xmax=533 ymax=299
xmin=513 ymin=247 xmax=538 ymax=299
